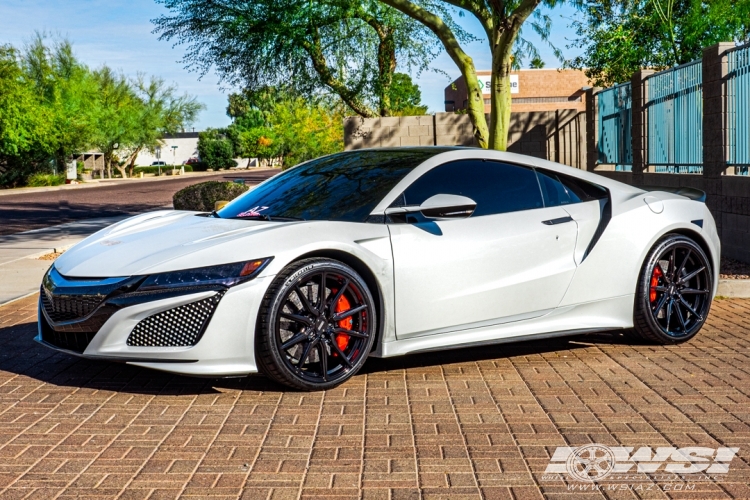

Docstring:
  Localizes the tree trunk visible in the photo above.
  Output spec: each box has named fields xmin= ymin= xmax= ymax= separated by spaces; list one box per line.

xmin=302 ymin=30 xmax=377 ymax=118
xmin=367 ymin=19 xmax=396 ymax=117
xmin=126 ymin=147 xmax=141 ymax=178
xmin=104 ymin=153 xmax=113 ymax=179
xmin=489 ymin=38 xmax=515 ymax=151
xmin=377 ymin=0 xmax=489 ymax=147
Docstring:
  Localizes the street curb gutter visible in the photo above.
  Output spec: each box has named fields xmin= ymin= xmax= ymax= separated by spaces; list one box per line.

xmin=0 ymin=291 xmax=37 ymax=309
xmin=717 ymin=279 xmax=750 ymax=298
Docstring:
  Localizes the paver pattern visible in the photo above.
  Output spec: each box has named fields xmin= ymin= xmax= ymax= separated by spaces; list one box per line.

xmin=0 ymin=295 xmax=748 ymax=499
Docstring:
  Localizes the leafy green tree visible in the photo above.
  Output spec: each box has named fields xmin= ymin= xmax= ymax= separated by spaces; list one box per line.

xmin=224 ymin=88 xmax=344 ymax=168
xmin=90 ymin=67 xmax=139 ymax=179
xmin=529 ymin=55 xmax=545 ymax=68
xmin=0 ymin=45 xmax=53 ymax=186
xmin=373 ymin=0 xmax=569 ymax=149
xmin=21 ymin=34 xmax=99 ymax=172
xmin=271 ymin=96 xmax=344 ymax=167
xmin=198 ymin=129 xmax=236 ymax=169
xmin=568 ymin=0 xmax=750 ymax=86
xmin=152 ymin=0 xmax=453 ymax=117
xmin=237 ymin=128 xmax=280 ymax=166
xmin=121 ymin=75 xmax=204 ymax=177
xmin=388 ymin=73 xmax=429 ymax=115
xmin=0 ymin=35 xmax=203 ymax=186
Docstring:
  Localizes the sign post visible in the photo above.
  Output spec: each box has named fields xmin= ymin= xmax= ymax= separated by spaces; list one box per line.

xmin=171 ymin=145 xmax=178 ymax=175
xmin=155 ymin=146 xmax=162 ymax=176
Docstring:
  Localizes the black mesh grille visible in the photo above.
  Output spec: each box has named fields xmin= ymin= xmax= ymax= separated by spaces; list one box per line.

xmin=41 ymin=286 xmax=103 ymax=322
xmin=126 ymin=293 xmax=224 ymax=347
xmin=39 ymin=309 xmax=97 ymax=353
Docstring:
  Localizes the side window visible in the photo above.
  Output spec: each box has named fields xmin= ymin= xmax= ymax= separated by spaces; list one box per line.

xmin=536 ymin=168 xmax=608 ymax=207
xmin=396 ymin=159 xmax=544 ymax=218
xmin=536 ymin=170 xmax=578 ymax=207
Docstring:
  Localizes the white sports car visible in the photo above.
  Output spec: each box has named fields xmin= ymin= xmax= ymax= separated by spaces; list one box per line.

xmin=38 ymin=148 xmax=719 ymax=390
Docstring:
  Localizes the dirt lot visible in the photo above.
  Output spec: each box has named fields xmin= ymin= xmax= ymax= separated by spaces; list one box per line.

xmin=0 ymin=295 xmax=748 ymax=499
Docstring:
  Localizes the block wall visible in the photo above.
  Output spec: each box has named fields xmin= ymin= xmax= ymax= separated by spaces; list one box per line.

xmin=344 ymin=110 xmax=587 ymax=170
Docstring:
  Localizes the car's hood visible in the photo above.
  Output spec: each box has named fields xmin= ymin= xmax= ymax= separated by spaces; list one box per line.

xmin=54 ymin=210 xmax=306 ymax=277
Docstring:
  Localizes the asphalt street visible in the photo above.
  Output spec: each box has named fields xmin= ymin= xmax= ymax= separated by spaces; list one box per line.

xmin=0 ymin=170 xmax=277 ymax=236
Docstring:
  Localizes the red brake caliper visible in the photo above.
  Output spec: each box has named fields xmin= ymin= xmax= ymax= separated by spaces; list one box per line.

xmin=650 ymin=265 xmax=663 ymax=303
xmin=333 ymin=291 xmax=352 ymax=353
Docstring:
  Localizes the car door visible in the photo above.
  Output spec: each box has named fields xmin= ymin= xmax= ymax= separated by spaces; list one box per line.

xmin=388 ymin=159 xmax=579 ymax=340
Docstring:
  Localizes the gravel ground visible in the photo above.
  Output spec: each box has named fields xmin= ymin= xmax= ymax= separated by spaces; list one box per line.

xmin=720 ymin=257 xmax=750 ymax=280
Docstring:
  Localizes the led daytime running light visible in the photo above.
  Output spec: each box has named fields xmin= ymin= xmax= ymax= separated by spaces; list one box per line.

xmin=139 ymin=258 xmax=273 ymax=290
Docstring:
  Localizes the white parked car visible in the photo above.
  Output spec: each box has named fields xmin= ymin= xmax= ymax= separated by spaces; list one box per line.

xmin=38 ymin=148 xmax=719 ymax=390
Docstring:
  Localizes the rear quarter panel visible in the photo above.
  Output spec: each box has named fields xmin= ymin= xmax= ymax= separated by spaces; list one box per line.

xmin=560 ymin=195 xmax=719 ymax=308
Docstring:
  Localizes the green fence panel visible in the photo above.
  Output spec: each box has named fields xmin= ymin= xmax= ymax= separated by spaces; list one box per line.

xmin=728 ymin=43 xmax=750 ymax=175
xmin=597 ymin=83 xmax=633 ymax=171
xmin=646 ymin=60 xmax=703 ymax=174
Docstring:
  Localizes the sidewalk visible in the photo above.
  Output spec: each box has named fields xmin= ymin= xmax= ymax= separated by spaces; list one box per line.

xmin=0 ymin=216 xmax=127 ymax=306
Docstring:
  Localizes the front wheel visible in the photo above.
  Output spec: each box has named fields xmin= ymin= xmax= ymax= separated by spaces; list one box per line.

xmin=255 ymin=258 xmax=376 ymax=390
xmin=633 ymin=235 xmax=713 ymax=344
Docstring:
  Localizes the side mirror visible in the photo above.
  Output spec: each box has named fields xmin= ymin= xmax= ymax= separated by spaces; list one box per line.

xmin=385 ymin=194 xmax=477 ymax=220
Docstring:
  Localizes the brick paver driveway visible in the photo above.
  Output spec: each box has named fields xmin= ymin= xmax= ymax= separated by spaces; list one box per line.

xmin=1 ymin=295 xmax=749 ymax=499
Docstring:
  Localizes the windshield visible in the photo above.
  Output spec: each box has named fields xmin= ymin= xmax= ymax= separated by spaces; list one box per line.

xmin=217 ymin=149 xmax=453 ymax=222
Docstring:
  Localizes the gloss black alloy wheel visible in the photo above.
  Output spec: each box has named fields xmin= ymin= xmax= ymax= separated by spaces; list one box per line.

xmin=633 ymin=235 xmax=712 ymax=344
xmin=255 ymin=258 xmax=376 ymax=390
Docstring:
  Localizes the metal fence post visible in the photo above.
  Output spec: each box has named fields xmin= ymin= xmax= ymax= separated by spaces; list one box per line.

xmin=630 ymin=70 xmax=654 ymax=184
xmin=585 ymin=87 xmax=601 ymax=171
xmin=702 ymin=42 xmax=735 ymax=230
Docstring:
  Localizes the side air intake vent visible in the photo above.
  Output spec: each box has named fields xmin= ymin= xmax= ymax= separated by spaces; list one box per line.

xmin=126 ymin=293 xmax=224 ymax=347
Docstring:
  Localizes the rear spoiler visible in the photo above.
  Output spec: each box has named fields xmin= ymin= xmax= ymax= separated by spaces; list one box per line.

xmin=639 ymin=186 xmax=706 ymax=203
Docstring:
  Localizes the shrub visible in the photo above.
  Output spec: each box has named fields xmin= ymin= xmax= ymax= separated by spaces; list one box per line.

xmin=198 ymin=129 xmax=236 ymax=170
xmin=27 ymin=173 xmax=66 ymax=187
xmin=191 ymin=161 xmax=210 ymax=172
xmin=173 ymin=181 xmax=249 ymax=211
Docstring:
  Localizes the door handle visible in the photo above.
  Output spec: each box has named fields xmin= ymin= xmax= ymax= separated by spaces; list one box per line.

xmin=542 ymin=216 xmax=574 ymax=225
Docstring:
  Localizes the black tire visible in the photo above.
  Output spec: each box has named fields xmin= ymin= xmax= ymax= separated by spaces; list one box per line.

xmin=255 ymin=258 xmax=376 ymax=390
xmin=633 ymin=234 xmax=713 ymax=344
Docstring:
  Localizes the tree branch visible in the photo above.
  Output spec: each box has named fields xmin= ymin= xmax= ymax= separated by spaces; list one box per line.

xmin=378 ymin=0 xmax=489 ymax=147
xmin=301 ymin=28 xmax=377 ymax=118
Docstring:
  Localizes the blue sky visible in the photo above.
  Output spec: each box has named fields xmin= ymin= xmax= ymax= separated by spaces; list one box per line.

xmin=0 ymin=0 xmax=580 ymax=130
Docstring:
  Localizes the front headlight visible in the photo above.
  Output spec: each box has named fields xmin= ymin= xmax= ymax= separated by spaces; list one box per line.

xmin=139 ymin=258 xmax=273 ymax=291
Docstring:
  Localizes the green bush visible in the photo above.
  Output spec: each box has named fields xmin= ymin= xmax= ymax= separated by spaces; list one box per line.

xmin=198 ymin=130 xmax=236 ymax=170
xmin=190 ymin=161 xmax=210 ymax=171
xmin=27 ymin=173 xmax=66 ymax=187
xmin=173 ymin=181 xmax=249 ymax=211
xmin=134 ymin=165 xmax=193 ymax=175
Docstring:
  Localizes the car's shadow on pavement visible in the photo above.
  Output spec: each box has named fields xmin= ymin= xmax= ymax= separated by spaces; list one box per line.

xmin=1 ymin=320 xmax=643 ymax=395
xmin=361 ymin=330 xmax=641 ymax=375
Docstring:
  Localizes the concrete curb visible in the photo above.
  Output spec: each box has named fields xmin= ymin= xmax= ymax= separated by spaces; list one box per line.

xmin=717 ymin=279 xmax=750 ymax=298
xmin=0 ymin=291 xmax=37 ymax=308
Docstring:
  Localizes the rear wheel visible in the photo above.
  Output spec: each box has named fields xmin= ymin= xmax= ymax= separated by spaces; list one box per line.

xmin=633 ymin=235 xmax=712 ymax=344
xmin=255 ymin=258 xmax=376 ymax=390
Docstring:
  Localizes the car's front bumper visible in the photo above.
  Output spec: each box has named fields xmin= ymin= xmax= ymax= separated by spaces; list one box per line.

xmin=37 ymin=275 xmax=272 ymax=377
